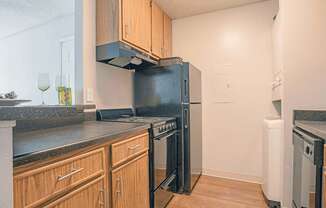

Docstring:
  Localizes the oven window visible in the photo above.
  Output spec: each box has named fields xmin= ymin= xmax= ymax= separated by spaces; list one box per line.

xmin=154 ymin=133 xmax=177 ymax=190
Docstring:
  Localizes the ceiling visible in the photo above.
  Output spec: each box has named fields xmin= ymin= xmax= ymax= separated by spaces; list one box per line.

xmin=155 ymin=0 xmax=268 ymax=19
xmin=0 ymin=0 xmax=74 ymax=39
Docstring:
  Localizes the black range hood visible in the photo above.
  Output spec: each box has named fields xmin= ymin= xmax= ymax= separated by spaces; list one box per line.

xmin=96 ymin=41 xmax=158 ymax=70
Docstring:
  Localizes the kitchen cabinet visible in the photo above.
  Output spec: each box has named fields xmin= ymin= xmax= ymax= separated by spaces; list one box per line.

xmin=151 ymin=1 xmax=164 ymax=58
xmin=111 ymin=133 xmax=149 ymax=167
xmin=111 ymin=153 xmax=150 ymax=208
xmin=13 ymin=131 xmax=149 ymax=208
xmin=110 ymin=133 xmax=149 ymax=208
xmin=163 ymin=13 xmax=172 ymax=58
xmin=121 ymin=0 xmax=151 ymax=52
xmin=44 ymin=177 xmax=106 ymax=208
xmin=14 ymin=148 xmax=107 ymax=208
xmin=96 ymin=0 xmax=172 ymax=58
xmin=96 ymin=0 xmax=151 ymax=52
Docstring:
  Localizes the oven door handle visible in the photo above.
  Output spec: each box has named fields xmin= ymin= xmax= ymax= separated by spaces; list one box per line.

xmin=154 ymin=130 xmax=178 ymax=140
xmin=160 ymin=174 xmax=176 ymax=191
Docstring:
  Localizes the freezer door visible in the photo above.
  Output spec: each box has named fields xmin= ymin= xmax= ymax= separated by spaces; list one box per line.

xmin=134 ymin=64 xmax=183 ymax=116
xmin=189 ymin=64 xmax=202 ymax=103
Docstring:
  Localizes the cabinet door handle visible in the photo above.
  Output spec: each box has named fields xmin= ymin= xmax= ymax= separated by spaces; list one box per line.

xmin=98 ymin=189 xmax=105 ymax=207
xmin=128 ymin=144 xmax=141 ymax=151
xmin=116 ymin=177 xmax=122 ymax=196
xmin=124 ymin=24 xmax=129 ymax=37
xmin=57 ymin=167 xmax=84 ymax=182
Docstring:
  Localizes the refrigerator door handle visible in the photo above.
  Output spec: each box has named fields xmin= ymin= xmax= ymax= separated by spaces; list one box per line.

xmin=184 ymin=79 xmax=188 ymax=98
xmin=184 ymin=108 xmax=189 ymax=129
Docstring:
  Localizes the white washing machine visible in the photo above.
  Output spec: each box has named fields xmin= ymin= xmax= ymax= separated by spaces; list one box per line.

xmin=262 ymin=117 xmax=283 ymax=207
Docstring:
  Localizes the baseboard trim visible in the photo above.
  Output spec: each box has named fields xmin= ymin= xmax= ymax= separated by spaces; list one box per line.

xmin=203 ymin=169 xmax=262 ymax=184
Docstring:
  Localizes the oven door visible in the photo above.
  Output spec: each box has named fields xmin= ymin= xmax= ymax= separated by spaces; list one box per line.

xmin=153 ymin=130 xmax=178 ymax=208
xmin=153 ymin=130 xmax=178 ymax=190
xmin=292 ymin=129 xmax=323 ymax=208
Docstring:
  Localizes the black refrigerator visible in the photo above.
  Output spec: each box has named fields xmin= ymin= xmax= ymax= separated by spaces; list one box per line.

xmin=134 ymin=57 xmax=202 ymax=193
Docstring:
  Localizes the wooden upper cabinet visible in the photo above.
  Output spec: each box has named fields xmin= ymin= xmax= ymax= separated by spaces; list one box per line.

xmin=96 ymin=0 xmax=172 ymax=58
xmin=121 ymin=0 xmax=152 ymax=52
xmin=151 ymin=1 xmax=164 ymax=58
xmin=163 ymin=13 xmax=172 ymax=58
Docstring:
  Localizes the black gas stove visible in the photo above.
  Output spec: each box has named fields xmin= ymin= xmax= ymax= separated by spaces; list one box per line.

xmin=96 ymin=109 xmax=178 ymax=208
xmin=96 ymin=109 xmax=177 ymax=138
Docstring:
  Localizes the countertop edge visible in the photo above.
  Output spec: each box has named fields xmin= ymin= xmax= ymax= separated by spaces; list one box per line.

xmin=0 ymin=120 xmax=16 ymax=128
xmin=13 ymin=124 xmax=150 ymax=168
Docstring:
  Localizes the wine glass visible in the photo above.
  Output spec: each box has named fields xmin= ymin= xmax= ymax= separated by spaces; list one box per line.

xmin=37 ymin=73 xmax=50 ymax=105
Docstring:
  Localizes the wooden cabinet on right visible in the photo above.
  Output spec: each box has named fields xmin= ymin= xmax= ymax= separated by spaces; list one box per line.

xmin=163 ymin=13 xmax=172 ymax=58
xmin=110 ymin=133 xmax=150 ymax=208
xmin=111 ymin=153 xmax=150 ymax=208
xmin=151 ymin=2 xmax=172 ymax=58
xmin=151 ymin=1 xmax=164 ymax=58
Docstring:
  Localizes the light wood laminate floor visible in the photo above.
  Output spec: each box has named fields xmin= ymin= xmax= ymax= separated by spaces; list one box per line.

xmin=167 ymin=176 xmax=267 ymax=208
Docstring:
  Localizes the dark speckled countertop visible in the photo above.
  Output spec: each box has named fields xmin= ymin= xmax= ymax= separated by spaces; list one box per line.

xmin=13 ymin=121 xmax=150 ymax=167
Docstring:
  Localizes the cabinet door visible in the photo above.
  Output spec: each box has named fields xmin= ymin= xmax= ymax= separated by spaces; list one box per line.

xmin=112 ymin=153 xmax=149 ymax=208
xmin=44 ymin=177 xmax=106 ymax=208
xmin=121 ymin=0 xmax=151 ymax=52
xmin=151 ymin=1 xmax=164 ymax=58
xmin=14 ymin=148 xmax=106 ymax=208
xmin=163 ymin=13 xmax=172 ymax=58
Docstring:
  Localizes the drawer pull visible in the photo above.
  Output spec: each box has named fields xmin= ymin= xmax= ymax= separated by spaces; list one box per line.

xmin=57 ymin=167 xmax=84 ymax=182
xmin=128 ymin=144 xmax=141 ymax=151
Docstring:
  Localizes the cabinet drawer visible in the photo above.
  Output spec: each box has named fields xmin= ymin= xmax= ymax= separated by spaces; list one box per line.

xmin=14 ymin=148 xmax=106 ymax=208
xmin=112 ymin=133 xmax=148 ymax=167
xmin=44 ymin=176 xmax=106 ymax=208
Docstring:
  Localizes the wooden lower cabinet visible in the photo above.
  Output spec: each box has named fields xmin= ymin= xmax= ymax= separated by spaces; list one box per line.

xmin=111 ymin=153 xmax=150 ymax=208
xmin=44 ymin=176 xmax=106 ymax=208
xmin=14 ymin=149 xmax=106 ymax=208
xmin=14 ymin=147 xmax=108 ymax=208
xmin=13 ymin=132 xmax=150 ymax=208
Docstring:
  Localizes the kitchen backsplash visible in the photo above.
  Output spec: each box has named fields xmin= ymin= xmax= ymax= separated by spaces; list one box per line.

xmin=0 ymin=105 xmax=96 ymax=132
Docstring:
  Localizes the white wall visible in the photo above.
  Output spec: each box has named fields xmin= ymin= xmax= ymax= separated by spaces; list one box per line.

xmin=173 ymin=1 xmax=275 ymax=182
xmin=279 ymin=0 xmax=326 ymax=206
xmin=0 ymin=15 xmax=74 ymax=105
xmin=82 ymin=0 xmax=133 ymax=109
